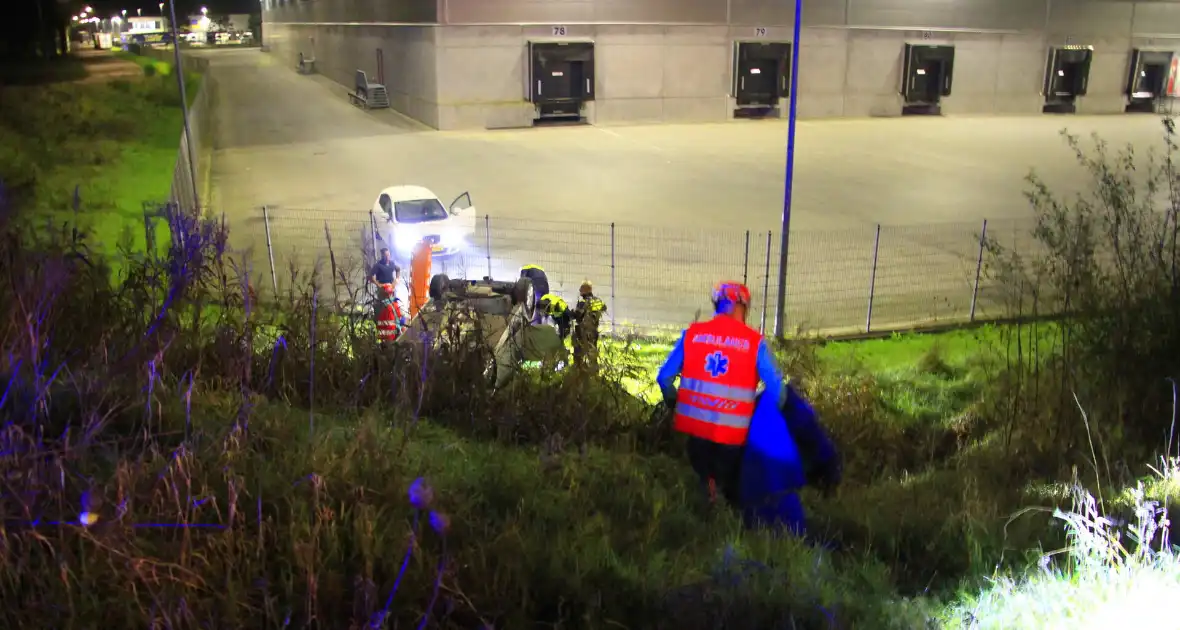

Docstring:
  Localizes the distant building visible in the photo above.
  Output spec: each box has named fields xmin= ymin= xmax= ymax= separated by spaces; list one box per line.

xmin=188 ymin=13 xmax=250 ymax=33
xmin=127 ymin=16 xmax=168 ymax=33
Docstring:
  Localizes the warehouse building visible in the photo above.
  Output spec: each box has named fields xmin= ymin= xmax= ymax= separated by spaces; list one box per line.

xmin=261 ymin=0 xmax=1180 ymax=130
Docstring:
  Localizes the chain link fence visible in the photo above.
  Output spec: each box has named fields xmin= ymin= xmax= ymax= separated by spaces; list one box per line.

xmin=166 ymin=54 xmax=212 ymax=215
xmin=239 ymin=206 xmax=1042 ymax=337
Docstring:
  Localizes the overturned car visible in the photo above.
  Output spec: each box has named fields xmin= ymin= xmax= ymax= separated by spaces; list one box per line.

xmin=395 ymin=274 xmax=567 ymax=388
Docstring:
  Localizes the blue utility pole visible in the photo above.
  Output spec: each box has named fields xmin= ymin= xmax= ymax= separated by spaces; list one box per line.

xmin=773 ymin=0 xmax=802 ymax=338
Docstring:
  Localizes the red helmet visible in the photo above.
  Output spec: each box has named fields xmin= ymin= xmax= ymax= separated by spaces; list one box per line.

xmin=712 ymin=282 xmax=751 ymax=313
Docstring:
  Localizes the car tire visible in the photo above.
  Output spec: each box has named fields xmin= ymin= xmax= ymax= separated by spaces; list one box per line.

xmin=429 ymin=273 xmax=450 ymax=300
xmin=512 ymin=278 xmax=536 ymax=321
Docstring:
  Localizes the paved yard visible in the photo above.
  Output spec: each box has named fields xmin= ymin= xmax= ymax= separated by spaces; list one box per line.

xmin=203 ymin=47 xmax=1168 ymax=333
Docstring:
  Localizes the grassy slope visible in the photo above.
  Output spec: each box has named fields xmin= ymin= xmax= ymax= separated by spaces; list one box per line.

xmin=0 ymin=55 xmax=192 ymax=257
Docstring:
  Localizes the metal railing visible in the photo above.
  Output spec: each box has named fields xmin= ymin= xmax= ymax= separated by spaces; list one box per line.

xmin=166 ymin=56 xmax=211 ymax=215
xmin=241 ymin=206 xmax=1042 ymax=336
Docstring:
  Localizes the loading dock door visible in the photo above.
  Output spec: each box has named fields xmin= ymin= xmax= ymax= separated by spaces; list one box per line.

xmin=528 ymin=41 xmax=595 ymax=119
xmin=733 ymin=42 xmax=791 ymax=108
xmin=1042 ymin=46 xmax=1093 ymax=114
xmin=1127 ymin=49 xmax=1173 ymax=112
xmin=901 ymin=44 xmax=955 ymax=115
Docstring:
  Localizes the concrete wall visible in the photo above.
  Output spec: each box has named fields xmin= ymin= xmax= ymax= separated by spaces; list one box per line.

xmin=264 ymin=0 xmax=1180 ymax=129
xmin=265 ymin=23 xmax=441 ymax=126
xmin=262 ymin=0 xmax=438 ymax=23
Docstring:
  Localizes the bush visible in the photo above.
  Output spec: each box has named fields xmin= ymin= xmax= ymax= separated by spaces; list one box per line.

xmin=940 ymin=470 xmax=1178 ymax=629
xmin=987 ymin=121 xmax=1180 ymax=468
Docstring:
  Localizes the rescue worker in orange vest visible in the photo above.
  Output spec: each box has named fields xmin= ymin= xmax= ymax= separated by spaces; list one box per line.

xmin=409 ymin=236 xmax=433 ymax=318
xmin=655 ymin=282 xmax=788 ymax=508
xmin=375 ymin=282 xmax=405 ymax=344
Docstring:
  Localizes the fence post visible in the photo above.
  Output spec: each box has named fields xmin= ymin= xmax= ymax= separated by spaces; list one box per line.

xmin=369 ymin=209 xmax=379 ymax=264
xmin=143 ymin=209 xmax=155 ymax=255
xmin=610 ymin=222 xmax=617 ymax=335
xmin=742 ymin=230 xmax=750 ymax=286
xmin=761 ymin=231 xmax=772 ymax=334
xmin=262 ymin=205 xmax=279 ymax=298
xmin=969 ymin=218 xmax=989 ymax=322
xmin=866 ymin=224 xmax=881 ymax=333
xmin=484 ymin=214 xmax=492 ymax=278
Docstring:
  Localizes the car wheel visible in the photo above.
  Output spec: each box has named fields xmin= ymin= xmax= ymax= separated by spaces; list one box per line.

xmin=512 ymin=278 xmax=536 ymax=321
xmin=429 ymin=273 xmax=450 ymax=300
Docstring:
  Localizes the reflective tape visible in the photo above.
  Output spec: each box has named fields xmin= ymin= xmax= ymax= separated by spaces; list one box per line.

xmin=680 ymin=378 xmax=757 ymax=403
xmin=676 ymin=403 xmax=752 ymax=429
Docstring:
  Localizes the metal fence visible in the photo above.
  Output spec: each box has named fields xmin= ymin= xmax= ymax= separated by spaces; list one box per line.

xmin=241 ymin=206 xmax=1043 ymax=336
xmin=166 ymin=54 xmax=212 ymax=215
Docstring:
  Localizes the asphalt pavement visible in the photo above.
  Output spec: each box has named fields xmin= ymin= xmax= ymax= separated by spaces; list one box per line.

xmin=202 ymin=47 xmax=1167 ymax=334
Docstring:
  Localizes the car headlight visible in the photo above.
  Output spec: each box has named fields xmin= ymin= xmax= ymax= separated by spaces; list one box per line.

xmin=394 ymin=229 xmax=418 ymax=252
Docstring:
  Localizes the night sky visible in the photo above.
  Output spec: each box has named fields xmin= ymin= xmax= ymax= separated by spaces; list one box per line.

xmin=74 ymin=0 xmax=259 ymax=18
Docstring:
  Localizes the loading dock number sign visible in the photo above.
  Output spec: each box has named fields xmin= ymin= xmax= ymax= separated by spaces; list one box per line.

xmin=552 ymin=25 xmax=566 ymax=36
xmin=755 ymin=27 xmax=767 ymax=37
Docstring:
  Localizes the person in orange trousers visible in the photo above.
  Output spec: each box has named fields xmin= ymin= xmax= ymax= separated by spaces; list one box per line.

xmin=409 ymin=237 xmax=433 ymax=318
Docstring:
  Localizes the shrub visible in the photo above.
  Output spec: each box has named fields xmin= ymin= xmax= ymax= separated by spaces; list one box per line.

xmin=940 ymin=472 xmax=1178 ymax=629
xmin=987 ymin=121 xmax=1180 ymax=468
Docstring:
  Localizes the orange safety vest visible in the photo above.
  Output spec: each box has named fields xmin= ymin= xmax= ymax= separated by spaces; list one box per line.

xmin=410 ymin=240 xmax=432 ymax=318
xmin=376 ymin=283 xmax=403 ymax=342
xmin=673 ymin=315 xmax=762 ymax=446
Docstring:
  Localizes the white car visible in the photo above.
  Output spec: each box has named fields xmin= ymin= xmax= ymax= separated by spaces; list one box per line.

xmin=372 ymin=185 xmax=477 ymax=261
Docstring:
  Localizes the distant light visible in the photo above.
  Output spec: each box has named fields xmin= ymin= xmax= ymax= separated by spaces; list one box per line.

xmin=84 ymin=5 xmax=93 ymax=11
xmin=72 ymin=15 xmax=79 ymax=20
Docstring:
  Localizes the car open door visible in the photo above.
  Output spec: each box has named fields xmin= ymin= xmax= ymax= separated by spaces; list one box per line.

xmin=448 ymin=192 xmax=477 ymax=233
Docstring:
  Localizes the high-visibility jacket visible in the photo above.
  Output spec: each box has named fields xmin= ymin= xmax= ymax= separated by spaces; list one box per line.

xmin=673 ymin=316 xmax=762 ymax=446
xmin=375 ymin=283 xmax=404 ymax=342
xmin=410 ymin=240 xmax=432 ymax=318
xmin=540 ymin=293 xmax=568 ymax=316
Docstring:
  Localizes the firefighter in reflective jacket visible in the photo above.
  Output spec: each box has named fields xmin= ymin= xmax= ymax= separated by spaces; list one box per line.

xmin=520 ymin=265 xmax=549 ymax=324
xmin=656 ymin=282 xmax=788 ymax=507
xmin=375 ymin=283 xmax=405 ymax=344
xmin=538 ymin=293 xmax=573 ymax=340
xmin=571 ymin=281 xmax=606 ymax=369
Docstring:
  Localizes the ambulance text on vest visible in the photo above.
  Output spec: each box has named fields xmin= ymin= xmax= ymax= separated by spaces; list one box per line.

xmin=690 ymin=334 xmax=752 ymax=353
xmin=685 ymin=394 xmax=741 ymax=412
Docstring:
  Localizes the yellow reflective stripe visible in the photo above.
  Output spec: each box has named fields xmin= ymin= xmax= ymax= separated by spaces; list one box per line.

xmin=680 ymin=378 xmax=757 ymax=403
xmin=676 ymin=404 xmax=752 ymax=428
xmin=521 ymin=265 xmax=544 ymax=271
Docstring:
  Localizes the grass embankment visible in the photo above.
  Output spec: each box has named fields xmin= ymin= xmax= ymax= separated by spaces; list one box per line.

xmin=0 ymin=205 xmax=1174 ymax=628
xmin=0 ymin=51 xmax=198 ymax=256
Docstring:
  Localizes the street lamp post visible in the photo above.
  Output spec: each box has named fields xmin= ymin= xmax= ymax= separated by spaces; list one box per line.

xmin=773 ymin=0 xmax=803 ymax=338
